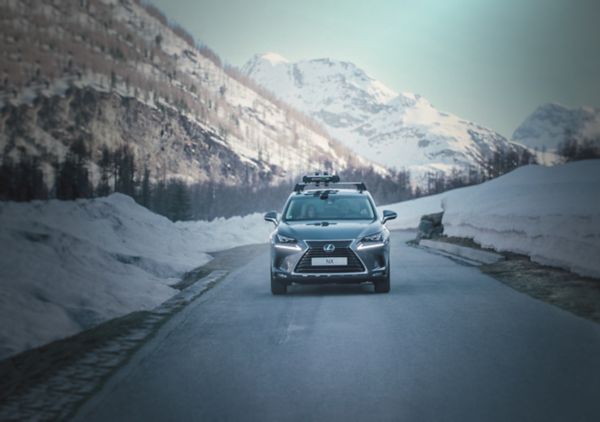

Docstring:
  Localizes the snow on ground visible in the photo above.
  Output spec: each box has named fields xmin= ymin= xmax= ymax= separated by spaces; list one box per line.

xmin=176 ymin=214 xmax=271 ymax=252
xmin=380 ymin=193 xmax=445 ymax=230
xmin=0 ymin=194 xmax=270 ymax=360
xmin=442 ymin=160 xmax=600 ymax=278
xmin=382 ymin=160 xmax=600 ymax=278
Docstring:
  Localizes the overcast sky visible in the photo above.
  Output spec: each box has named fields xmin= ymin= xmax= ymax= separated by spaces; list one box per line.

xmin=150 ymin=0 xmax=600 ymax=137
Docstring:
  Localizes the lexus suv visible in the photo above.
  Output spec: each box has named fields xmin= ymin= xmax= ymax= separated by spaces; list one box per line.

xmin=264 ymin=173 xmax=397 ymax=295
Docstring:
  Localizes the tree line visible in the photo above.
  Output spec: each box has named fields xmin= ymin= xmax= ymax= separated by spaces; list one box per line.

xmin=0 ymin=143 xmax=413 ymax=220
xmin=557 ymin=129 xmax=600 ymax=162
xmin=0 ymin=141 xmax=538 ymax=221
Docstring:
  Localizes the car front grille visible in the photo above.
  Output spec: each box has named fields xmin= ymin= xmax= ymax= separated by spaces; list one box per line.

xmin=295 ymin=241 xmax=365 ymax=273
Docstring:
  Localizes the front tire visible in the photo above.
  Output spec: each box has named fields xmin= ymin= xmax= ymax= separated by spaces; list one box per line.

xmin=374 ymin=270 xmax=390 ymax=294
xmin=271 ymin=272 xmax=287 ymax=295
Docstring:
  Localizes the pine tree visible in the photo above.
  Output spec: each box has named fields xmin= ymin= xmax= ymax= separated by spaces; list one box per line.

xmin=55 ymin=140 xmax=92 ymax=200
xmin=114 ymin=145 xmax=136 ymax=196
xmin=0 ymin=154 xmax=13 ymax=200
xmin=140 ymin=164 xmax=151 ymax=207
xmin=167 ymin=179 xmax=191 ymax=221
xmin=96 ymin=146 xmax=112 ymax=196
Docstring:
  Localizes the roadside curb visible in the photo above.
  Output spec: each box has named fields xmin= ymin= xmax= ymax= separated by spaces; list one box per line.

xmin=418 ymin=239 xmax=505 ymax=265
xmin=0 ymin=270 xmax=228 ymax=422
xmin=155 ymin=270 xmax=228 ymax=314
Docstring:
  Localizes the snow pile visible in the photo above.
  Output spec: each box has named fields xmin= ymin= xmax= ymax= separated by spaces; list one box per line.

xmin=382 ymin=160 xmax=600 ymax=277
xmin=379 ymin=193 xmax=445 ymax=230
xmin=176 ymin=213 xmax=272 ymax=251
xmin=0 ymin=194 xmax=270 ymax=359
xmin=442 ymin=160 xmax=600 ymax=277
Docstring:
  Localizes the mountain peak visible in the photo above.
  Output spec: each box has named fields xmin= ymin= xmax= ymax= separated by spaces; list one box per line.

xmin=243 ymin=53 xmax=398 ymax=106
xmin=513 ymin=102 xmax=600 ymax=150
xmin=241 ymin=53 xmax=521 ymax=178
xmin=258 ymin=52 xmax=289 ymax=65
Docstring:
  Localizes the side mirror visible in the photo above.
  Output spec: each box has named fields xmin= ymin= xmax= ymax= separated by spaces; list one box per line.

xmin=264 ymin=211 xmax=278 ymax=226
xmin=382 ymin=210 xmax=397 ymax=224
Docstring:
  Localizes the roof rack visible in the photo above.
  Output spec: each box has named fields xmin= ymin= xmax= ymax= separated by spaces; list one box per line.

xmin=302 ymin=173 xmax=340 ymax=184
xmin=293 ymin=172 xmax=367 ymax=194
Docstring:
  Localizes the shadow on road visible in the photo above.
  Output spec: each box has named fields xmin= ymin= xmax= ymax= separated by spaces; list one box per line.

xmin=284 ymin=283 xmax=376 ymax=296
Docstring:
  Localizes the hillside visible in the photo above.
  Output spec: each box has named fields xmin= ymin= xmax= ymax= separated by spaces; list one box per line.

xmin=0 ymin=0 xmax=385 ymax=200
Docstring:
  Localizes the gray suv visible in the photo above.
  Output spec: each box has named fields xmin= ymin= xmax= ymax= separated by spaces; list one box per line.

xmin=264 ymin=174 xmax=397 ymax=295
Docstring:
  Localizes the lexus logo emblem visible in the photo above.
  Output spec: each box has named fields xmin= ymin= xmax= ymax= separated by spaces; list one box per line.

xmin=323 ymin=244 xmax=335 ymax=253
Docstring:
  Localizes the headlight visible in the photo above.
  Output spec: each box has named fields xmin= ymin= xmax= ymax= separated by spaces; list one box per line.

xmin=357 ymin=231 xmax=385 ymax=250
xmin=361 ymin=232 xmax=384 ymax=243
xmin=275 ymin=233 xmax=302 ymax=251
xmin=276 ymin=234 xmax=297 ymax=243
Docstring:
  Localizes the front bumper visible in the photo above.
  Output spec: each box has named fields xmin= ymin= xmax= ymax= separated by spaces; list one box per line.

xmin=270 ymin=239 xmax=389 ymax=285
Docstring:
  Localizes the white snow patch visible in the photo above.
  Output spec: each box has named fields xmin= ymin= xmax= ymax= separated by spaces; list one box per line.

xmin=0 ymin=194 xmax=271 ymax=359
xmin=379 ymin=193 xmax=445 ymax=230
xmin=260 ymin=52 xmax=290 ymax=65
xmin=176 ymin=213 xmax=272 ymax=252
xmin=382 ymin=160 xmax=600 ymax=278
xmin=441 ymin=160 xmax=600 ymax=278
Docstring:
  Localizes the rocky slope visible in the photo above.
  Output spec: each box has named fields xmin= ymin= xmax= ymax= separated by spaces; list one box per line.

xmin=0 ymin=0 xmax=383 ymax=189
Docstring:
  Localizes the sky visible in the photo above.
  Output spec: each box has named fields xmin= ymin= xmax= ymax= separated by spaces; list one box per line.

xmin=150 ymin=0 xmax=600 ymax=137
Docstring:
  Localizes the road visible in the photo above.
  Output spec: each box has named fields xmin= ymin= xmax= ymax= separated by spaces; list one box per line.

xmin=74 ymin=231 xmax=600 ymax=422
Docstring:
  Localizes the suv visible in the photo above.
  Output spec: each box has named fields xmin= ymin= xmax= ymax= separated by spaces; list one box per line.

xmin=264 ymin=173 xmax=397 ymax=295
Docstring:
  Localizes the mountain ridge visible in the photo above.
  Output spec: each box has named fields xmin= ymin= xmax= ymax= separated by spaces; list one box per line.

xmin=242 ymin=52 xmax=530 ymax=181
xmin=512 ymin=102 xmax=600 ymax=151
xmin=0 ymin=0 xmax=387 ymax=190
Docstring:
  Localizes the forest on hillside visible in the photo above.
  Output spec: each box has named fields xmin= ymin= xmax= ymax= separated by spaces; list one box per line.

xmin=0 ymin=138 xmax=536 ymax=221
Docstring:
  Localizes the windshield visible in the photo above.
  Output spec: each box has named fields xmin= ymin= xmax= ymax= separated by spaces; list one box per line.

xmin=283 ymin=194 xmax=376 ymax=221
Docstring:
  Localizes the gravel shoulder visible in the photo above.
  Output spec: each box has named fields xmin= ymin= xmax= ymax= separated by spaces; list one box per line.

xmin=481 ymin=255 xmax=600 ymax=324
xmin=424 ymin=235 xmax=600 ymax=324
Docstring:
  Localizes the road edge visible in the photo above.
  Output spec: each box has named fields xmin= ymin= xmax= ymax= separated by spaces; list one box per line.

xmin=0 ymin=269 xmax=229 ymax=422
xmin=410 ymin=237 xmax=600 ymax=325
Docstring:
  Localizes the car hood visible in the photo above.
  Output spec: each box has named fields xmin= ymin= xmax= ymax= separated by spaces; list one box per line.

xmin=279 ymin=220 xmax=381 ymax=241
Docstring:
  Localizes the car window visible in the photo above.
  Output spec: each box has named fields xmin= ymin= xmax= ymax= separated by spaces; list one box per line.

xmin=284 ymin=194 xmax=375 ymax=221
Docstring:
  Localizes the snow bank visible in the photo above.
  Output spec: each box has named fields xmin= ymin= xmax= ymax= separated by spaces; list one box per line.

xmin=0 ymin=194 xmax=270 ymax=359
xmin=382 ymin=160 xmax=600 ymax=277
xmin=442 ymin=160 xmax=600 ymax=278
xmin=379 ymin=193 xmax=445 ymax=230
xmin=176 ymin=213 xmax=272 ymax=252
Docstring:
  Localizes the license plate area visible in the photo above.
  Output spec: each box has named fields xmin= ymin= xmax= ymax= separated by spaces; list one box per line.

xmin=311 ymin=257 xmax=347 ymax=266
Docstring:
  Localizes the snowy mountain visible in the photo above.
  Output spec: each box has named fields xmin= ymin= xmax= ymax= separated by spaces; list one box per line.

xmin=0 ymin=0 xmax=384 ymax=192
xmin=512 ymin=102 xmax=600 ymax=151
xmin=242 ymin=53 xmax=526 ymax=180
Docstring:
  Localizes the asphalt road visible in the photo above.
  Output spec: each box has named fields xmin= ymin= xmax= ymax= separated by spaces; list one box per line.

xmin=74 ymin=231 xmax=600 ymax=422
